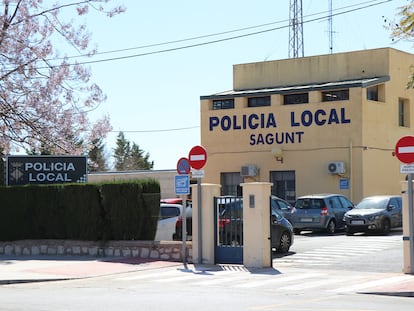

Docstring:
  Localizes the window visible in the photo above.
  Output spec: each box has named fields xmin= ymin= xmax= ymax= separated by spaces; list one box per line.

xmin=270 ymin=170 xmax=296 ymax=205
xmin=247 ymin=96 xmax=270 ymax=107
xmin=367 ymin=86 xmax=378 ymax=101
xmin=220 ymin=172 xmax=243 ymax=196
xmin=213 ymin=99 xmax=234 ymax=110
xmin=322 ymin=89 xmax=349 ymax=102
xmin=399 ymin=98 xmax=410 ymax=127
xmin=284 ymin=93 xmax=308 ymax=105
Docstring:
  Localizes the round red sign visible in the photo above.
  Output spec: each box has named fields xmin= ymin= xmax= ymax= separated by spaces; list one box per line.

xmin=188 ymin=145 xmax=207 ymax=170
xmin=395 ymin=136 xmax=414 ymax=164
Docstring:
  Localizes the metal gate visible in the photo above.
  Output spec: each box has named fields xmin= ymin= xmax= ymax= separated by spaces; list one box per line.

xmin=214 ymin=196 xmax=243 ymax=264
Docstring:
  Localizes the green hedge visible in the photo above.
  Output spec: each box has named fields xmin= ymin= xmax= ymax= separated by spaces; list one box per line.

xmin=0 ymin=180 xmax=160 ymax=241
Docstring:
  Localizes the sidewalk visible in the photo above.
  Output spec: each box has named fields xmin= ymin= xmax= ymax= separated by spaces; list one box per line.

xmin=0 ymin=256 xmax=413 ymax=298
xmin=0 ymin=256 xmax=183 ymax=284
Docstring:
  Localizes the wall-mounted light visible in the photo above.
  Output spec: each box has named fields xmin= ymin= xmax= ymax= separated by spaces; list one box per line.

xmin=271 ymin=147 xmax=283 ymax=163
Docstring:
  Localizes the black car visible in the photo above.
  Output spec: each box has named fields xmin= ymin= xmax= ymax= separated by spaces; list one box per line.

xmin=217 ymin=196 xmax=294 ymax=253
xmin=271 ymin=195 xmax=294 ymax=224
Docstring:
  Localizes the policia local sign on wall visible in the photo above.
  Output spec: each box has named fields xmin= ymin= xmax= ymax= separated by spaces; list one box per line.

xmin=6 ymin=156 xmax=87 ymax=186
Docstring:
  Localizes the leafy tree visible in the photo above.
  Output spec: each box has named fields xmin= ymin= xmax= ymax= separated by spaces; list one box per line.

xmin=113 ymin=132 xmax=131 ymax=171
xmin=0 ymin=1 xmax=125 ymax=155
xmin=386 ymin=2 xmax=414 ymax=87
xmin=129 ymin=142 xmax=154 ymax=170
xmin=88 ymin=138 xmax=109 ymax=172
xmin=113 ymin=132 xmax=154 ymax=171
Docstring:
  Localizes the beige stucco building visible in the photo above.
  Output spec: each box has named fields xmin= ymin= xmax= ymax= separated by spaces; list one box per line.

xmin=200 ymin=47 xmax=414 ymax=205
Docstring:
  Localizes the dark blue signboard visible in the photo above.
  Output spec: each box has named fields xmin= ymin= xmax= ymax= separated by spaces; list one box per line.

xmin=339 ymin=178 xmax=349 ymax=190
xmin=6 ymin=156 xmax=87 ymax=186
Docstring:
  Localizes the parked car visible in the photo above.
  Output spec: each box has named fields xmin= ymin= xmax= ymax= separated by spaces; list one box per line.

xmin=154 ymin=200 xmax=193 ymax=241
xmin=271 ymin=209 xmax=295 ymax=253
xmin=291 ymin=194 xmax=354 ymax=234
xmin=172 ymin=201 xmax=192 ymax=241
xmin=154 ymin=203 xmax=181 ymax=241
xmin=217 ymin=196 xmax=294 ymax=253
xmin=271 ymin=195 xmax=294 ymax=224
xmin=343 ymin=195 xmax=402 ymax=235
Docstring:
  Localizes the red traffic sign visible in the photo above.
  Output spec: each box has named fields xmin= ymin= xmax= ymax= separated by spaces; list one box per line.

xmin=395 ymin=136 xmax=414 ymax=164
xmin=188 ymin=145 xmax=207 ymax=170
xmin=176 ymin=157 xmax=190 ymax=175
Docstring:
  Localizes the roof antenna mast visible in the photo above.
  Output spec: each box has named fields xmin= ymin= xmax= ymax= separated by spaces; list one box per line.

xmin=329 ymin=0 xmax=333 ymax=54
xmin=288 ymin=0 xmax=304 ymax=58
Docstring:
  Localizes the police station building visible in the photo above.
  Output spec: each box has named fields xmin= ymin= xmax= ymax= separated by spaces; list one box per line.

xmin=199 ymin=47 xmax=414 ymax=205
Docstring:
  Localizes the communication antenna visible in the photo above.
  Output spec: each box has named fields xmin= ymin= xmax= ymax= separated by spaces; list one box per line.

xmin=328 ymin=0 xmax=333 ymax=53
xmin=288 ymin=0 xmax=304 ymax=58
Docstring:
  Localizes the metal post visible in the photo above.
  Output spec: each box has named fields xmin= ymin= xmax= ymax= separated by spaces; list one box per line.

xmin=197 ymin=178 xmax=202 ymax=264
xmin=408 ymin=174 xmax=414 ymax=274
xmin=181 ymin=195 xmax=187 ymax=264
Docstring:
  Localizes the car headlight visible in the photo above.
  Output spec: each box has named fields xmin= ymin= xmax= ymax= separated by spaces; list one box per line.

xmin=368 ymin=215 xmax=380 ymax=221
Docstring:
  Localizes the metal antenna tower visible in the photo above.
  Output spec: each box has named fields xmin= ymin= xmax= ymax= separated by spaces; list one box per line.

xmin=328 ymin=0 xmax=333 ymax=54
xmin=288 ymin=0 xmax=304 ymax=58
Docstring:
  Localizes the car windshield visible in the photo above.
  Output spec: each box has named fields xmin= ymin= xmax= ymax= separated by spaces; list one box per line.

xmin=355 ymin=197 xmax=388 ymax=210
xmin=295 ymin=198 xmax=324 ymax=209
xmin=271 ymin=208 xmax=283 ymax=220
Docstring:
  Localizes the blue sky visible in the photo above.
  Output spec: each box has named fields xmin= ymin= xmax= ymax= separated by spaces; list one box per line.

xmin=78 ymin=0 xmax=413 ymax=170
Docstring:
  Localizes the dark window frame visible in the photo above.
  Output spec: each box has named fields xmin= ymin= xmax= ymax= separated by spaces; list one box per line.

xmin=283 ymin=93 xmax=309 ymax=105
xmin=212 ymin=99 xmax=235 ymax=110
xmin=367 ymin=85 xmax=379 ymax=101
xmin=247 ymin=96 xmax=271 ymax=107
xmin=322 ymin=89 xmax=349 ymax=102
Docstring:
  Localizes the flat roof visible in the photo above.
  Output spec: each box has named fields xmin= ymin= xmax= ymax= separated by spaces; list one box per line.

xmin=200 ymin=76 xmax=390 ymax=100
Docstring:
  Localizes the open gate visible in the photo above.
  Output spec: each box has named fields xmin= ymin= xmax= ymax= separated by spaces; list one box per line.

xmin=214 ymin=196 xmax=243 ymax=264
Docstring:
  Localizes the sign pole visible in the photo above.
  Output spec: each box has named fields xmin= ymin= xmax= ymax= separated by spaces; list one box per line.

xmin=395 ymin=136 xmax=414 ymax=274
xmin=408 ymin=174 xmax=414 ymax=274
xmin=181 ymin=195 xmax=187 ymax=264
xmin=197 ymin=177 xmax=202 ymax=264
xmin=188 ymin=145 xmax=207 ymax=265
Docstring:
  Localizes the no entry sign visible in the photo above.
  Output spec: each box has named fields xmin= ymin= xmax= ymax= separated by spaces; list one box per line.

xmin=395 ymin=136 xmax=414 ymax=164
xmin=188 ymin=145 xmax=207 ymax=170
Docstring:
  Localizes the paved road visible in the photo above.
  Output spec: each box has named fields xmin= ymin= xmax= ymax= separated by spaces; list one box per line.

xmin=273 ymin=230 xmax=404 ymax=272
xmin=0 ymin=232 xmax=413 ymax=311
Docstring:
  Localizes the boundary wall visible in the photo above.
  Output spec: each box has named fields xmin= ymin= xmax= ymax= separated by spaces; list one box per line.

xmin=0 ymin=240 xmax=192 ymax=262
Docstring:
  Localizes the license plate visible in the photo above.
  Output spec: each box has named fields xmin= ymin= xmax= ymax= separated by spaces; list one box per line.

xmin=301 ymin=218 xmax=313 ymax=222
xmin=351 ymin=220 xmax=364 ymax=225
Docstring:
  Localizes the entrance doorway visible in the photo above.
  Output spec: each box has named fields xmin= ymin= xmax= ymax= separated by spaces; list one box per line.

xmin=270 ymin=170 xmax=296 ymax=206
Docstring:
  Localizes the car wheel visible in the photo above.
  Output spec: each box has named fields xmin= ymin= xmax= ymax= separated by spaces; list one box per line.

xmin=277 ymin=231 xmax=292 ymax=253
xmin=381 ymin=219 xmax=391 ymax=235
xmin=326 ymin=220 xmax=336 ymax=234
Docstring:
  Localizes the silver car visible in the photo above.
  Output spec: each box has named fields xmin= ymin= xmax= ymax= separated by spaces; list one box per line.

xmin=343 ymin=195 xmax=402 ymax=235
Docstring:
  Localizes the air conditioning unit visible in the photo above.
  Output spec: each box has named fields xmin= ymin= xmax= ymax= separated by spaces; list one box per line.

xmin=327 ymin=162 xmax=345 ymax=174
xmin=241 ymin=165 xmax=258 ymax=177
